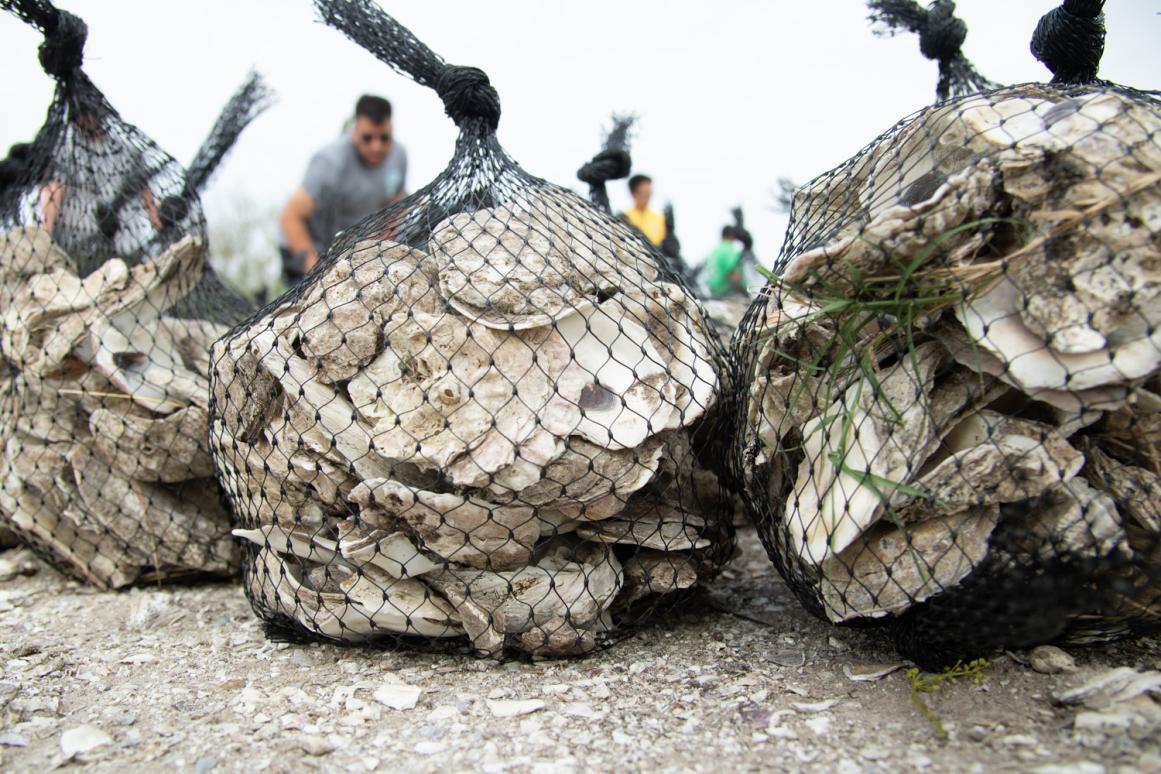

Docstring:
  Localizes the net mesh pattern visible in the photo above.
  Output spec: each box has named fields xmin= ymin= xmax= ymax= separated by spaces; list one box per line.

xmin=0 ymin=1 xmax=257 ymax=588
xmin=209 ymin=0 xmax=735 ymax=658
xmin=731 ymin=80 xmax=1161 ymax=669
xmin=576 ymin=114 xmax=633 ymax=216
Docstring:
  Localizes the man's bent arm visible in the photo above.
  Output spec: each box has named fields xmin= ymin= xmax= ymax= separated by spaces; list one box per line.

xmin=280 ymin=187 xmax=319 ymax=271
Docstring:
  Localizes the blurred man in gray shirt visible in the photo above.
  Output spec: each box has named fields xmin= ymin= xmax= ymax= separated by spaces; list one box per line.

xmin=279 ymin=94 xmax=407 ymax=285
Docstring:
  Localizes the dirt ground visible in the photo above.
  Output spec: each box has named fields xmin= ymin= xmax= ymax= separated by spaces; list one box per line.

xmin=0 ymin=527 xmax=1158 ymax=773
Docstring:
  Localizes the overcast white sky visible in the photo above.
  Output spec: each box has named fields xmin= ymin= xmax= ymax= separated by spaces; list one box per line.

xmin=1 ymin=1 xmax=1159 ymax=270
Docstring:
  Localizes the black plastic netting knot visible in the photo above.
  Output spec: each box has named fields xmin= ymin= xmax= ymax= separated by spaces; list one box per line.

xmin=578 ymin=114 xmax=635 ymax=214
xmin=1031 ymin=0 xmax=1106 ymax=85
xmin=36 ymin=7 xmax=85 ymax=78
xmin=868 ymin=0 xmax=994 ymax=101
xmin=917 ymin=1 xmax=966 ymax=62
xmin=577 ymin=149 xmax=632 ymax=187
xmin=0 ymin=142 xmax=33 ymax=186
xmin=436 ymin=65 xmax=501 ymax=131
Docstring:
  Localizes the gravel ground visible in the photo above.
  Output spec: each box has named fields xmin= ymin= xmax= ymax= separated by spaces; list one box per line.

xmin=0 ymin=528 xmax=1158 ymax=773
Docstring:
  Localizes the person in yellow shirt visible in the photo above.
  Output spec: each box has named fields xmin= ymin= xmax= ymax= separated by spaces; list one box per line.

xmin=621 ymin=174 xmax=666 ymax=247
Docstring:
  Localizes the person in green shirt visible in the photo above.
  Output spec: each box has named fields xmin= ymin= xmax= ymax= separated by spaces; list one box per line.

xmin=704 ymin=226 xmax=745 ymax=298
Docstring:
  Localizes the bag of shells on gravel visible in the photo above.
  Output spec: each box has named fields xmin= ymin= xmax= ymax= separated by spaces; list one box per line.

xmin=209 ymin=0 xmax=734 ymax=659
xmin=732 ymin=0 xmax=1161 ymax=670
xmin=0 ymin=0 xmax=265 ymax=589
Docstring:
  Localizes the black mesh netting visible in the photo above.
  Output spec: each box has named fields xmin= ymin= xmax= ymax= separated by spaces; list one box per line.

xmin=0 ymin=0 xmax=263 ymax=588
xmin=867 ymin=0 xmax=996 ymax=102
xmin=731 ymin=1 xmax=1161 ymax=670
xmin=576 ymin=114 xmax=633 ymax=217
xmin=209 ymin=0 xmax=735 ymax=658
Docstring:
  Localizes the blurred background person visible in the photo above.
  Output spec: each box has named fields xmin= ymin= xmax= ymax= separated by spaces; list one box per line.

xmin=704 ymin=224 xmax=745 ymax=298
xmin=278 ymin=94 xmax=407 ymax=285
xmin=730 ymin=205 xmax=759 ymax=295
xmin=621 ymin=173 xmax=666 ymax=248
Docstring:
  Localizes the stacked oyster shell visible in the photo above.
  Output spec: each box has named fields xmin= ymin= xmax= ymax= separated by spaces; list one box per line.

xmin=738 ymin=84 xmax=1161 ymax=635
xmin=702 ymin=295 xmax=753 ymax=344
xmin=212 ymin=187 xmax=731 ymax=657
xmin=0 ymin=227 xmax=236 ymax=588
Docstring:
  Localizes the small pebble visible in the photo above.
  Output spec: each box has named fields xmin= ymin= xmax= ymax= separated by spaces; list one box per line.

xmin=426 ymin=706 xmax=458 ymax=722
xmin=771 ymin=649 xmax=806 ymax=668
xmin=9 ymin=643 xmax=42 ymax=658
xmin=374 ymin=683 xmax=422 ymax=711
xmin=487 ymin=699 xmax=545 ymax=718
xmin=297 ymin=735 xmax=335 ymax=756
xmin=804 ymin=716 xmax=831 ymax=737
xmin=561 ymin=703 xmax=596 ymax=718
xmin=60 ymin=725 xmax=112 ymax=758
xmin=1029 ymin=646 xmax=1076 ymax=675
xmin=844 ymin=663 xmax=906 ymax=683
xmin=792 ymin=700 xmax=837 ymax=713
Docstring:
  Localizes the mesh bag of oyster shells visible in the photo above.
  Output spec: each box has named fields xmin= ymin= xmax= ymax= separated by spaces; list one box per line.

xmin=209 ymin=0 xmax=734 ymax=659
xmin=0 ymin=0 xmax=265 ymax=588
xmin=733 ymin=0 xmax=1161 ymax=669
